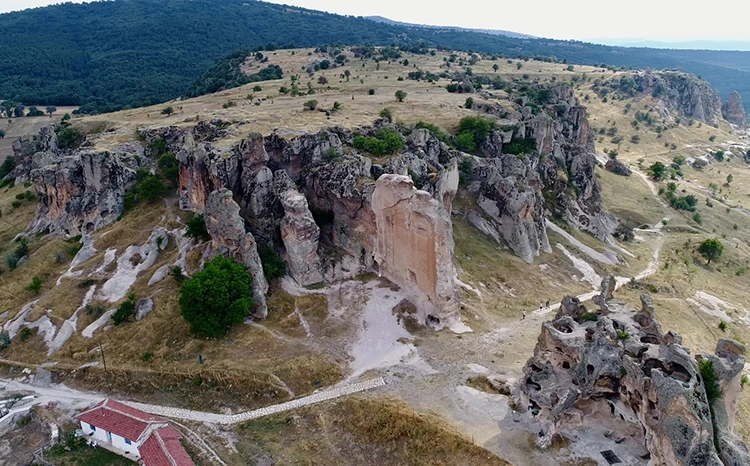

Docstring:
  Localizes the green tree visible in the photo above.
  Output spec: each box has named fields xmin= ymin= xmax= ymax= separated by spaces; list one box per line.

xmin=180 ymin=255 xmax=255 ymax=337
xmin=456 ymin=115 xmax=497 ymax=152
xmin=258 ymin=245 xmax=287 ymax=280
xmin=395 ymin=90 xmax=407 ymax=102
xmin=45 ymin=105 xmax=56 ymax=117
xmin=303 ymin=99 xmax=318 ymax=111
xmin=158 ymin=152 xmax=179 ymax=184
xmin=0 ymin=129 xmax=5 ymax=139
xmin=378 ymin=107 xmax=392 ymax=121
xmin=137 ymin=174 xmax=165 ymax=201
xmin=698 ymin=239 xmax=723 ymax=265
xmin=492 ymin=64 xmax=499 ymax=72
xmin=160 ymin=106 xmax=174 ymax=116
xmin=26 ymin=106 xmax=44 ymax=117
xmin=464 ymin=97 xmax=474 ymax=109
xmin=186 ymin=214 xmax=210 ymax=241
xmin=727 ymin=174 xmax=734 ymax=184
xmin=55 ymin=126 xmax=83 ymax=149
xmin=648 ymin=162 xmax=667 ymax=181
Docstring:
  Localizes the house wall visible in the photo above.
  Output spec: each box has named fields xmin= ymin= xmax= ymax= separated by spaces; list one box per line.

xmin=78 ymin=421 xmax=141 ymax=459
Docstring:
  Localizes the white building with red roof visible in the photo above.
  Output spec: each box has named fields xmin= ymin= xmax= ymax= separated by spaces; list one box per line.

xmin=76 ymin=399 xmax=195 ymax=466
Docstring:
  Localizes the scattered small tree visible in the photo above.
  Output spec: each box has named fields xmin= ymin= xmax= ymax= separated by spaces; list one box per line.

xmin=0 ymin=129 xmax=5 ymax=139
xmin=160 ymin=106 xmax=174 ymax=116
xmin=379 ymin=107 xmax=392 ymax=122
xmin=368 ymin=89 xmax=375 ymax=95
xmin=492 ymin=64 xmax=499 ymax=72
xmin=727 ymin=174 xmax=734 ymax=184
xmin=395 ymin=90 xmax=407 ymax=102
xmin=698 ymin=238 xmax=724 ymax=265
xmin=180 ymin=255 xmax=255 ymax=337
xmin=303 ymin=100 xmax=318 ymax=111
xmin=170 ymin=266 xmax=185 ymax=283
xmin=464 ymin=97 xmax=474 ymax=109
xmin=259 ymin=245 xmax=287 ymax=280
xmin=46 ymin=106 xmax=57 ymax=117
xmin=648 ymin=162 xmax=667 ymax=181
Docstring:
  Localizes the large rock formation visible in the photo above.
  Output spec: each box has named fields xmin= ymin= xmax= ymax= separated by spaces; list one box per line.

xmin=372 ymin=174 xmax=460 ymax=326
xmin=29 ymin=150 xmax=135 ymax=236
xmin=631 ymin=71 xmax=723 ymax=125
xmin=204 ymin=189 xmax=269 ymax=318
xmin=274 ymin=170 xmax=323 ymax=286
xmin=520 ymin=278 xmax=749 ymax=465
xmin=464 ymin=83 xmax=616 ymax=261
xmin=722 ymin=91 xmax=747 ymax=127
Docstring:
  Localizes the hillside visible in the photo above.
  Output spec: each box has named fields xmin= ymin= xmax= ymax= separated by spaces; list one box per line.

xmin=1 ymin=0 xmax=750 ymax=114
xmin=1 ymin=47 xmax=750 ymax=465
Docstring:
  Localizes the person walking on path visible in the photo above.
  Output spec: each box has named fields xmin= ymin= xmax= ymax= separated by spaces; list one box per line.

xmin=522 ymin=310 xmax=526 ymax=320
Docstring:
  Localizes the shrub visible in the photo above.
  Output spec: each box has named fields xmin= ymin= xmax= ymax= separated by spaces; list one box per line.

xmin=138 ymin=174 xmax=165 ymax=201
xmin=112 ymin=293 xmax=137 ymax=326
xmin=414 ymin=121 xmax=450 ymax=144
xmin=303 ymin=100 xmax=318 ymax=111
xmin=19 ymin=327 xmax=33 ymax=342
xmin=11 ymin=200 xmax=21 ymax=209
xmin=180 ymin=255 xmax=254 ymax=337
xmin=353 ymin=127 xmax=404 ymax=155
xmin=141 ymin=352 xmax=154 ymax=362
xmin=26 ymin=276 xmax=43 ymax=294
xmin=673 ymin=155 xmax=686 ymax=166
xmin=741 ymin=374 xmax=748 ymax=389
xmin=186 ymin=214 xmax=210 ymax=241
xmin=378 ymin=108 xmax=392 ymax=121
xmin=580 ymin=312 xmax=599 ymax=322
xmin=455 ymin=116 xmax=497 ymax=152
xmin=713 ymin=150 xmax=725 ymax=162
xmin=160 ymin=106 xmax=174 ymax=116
xmin=698 ymin=238 xmax=723 ymax=264
xmin=464 ymin=97 xmax=474 ymax=109
xmin=0 ymin=332 xmax=9 ymax=350
xmin=158 ymin=152 xmax=179 ymax=184
xmin=395 ymin=90 xmax=407 ymax=102
xmin=698 ymin=359 xmax=721 ymax=403
xmin=616 ymin=330 xmax=630 ymax=340
xmin=630 ymin=135 xmax=640 ymax=144
xmin=55 ymin=126 xmax=84 ymax=149
xmin=718 ymin=321 xmax=728 ymax=332
xmin=170 ymin=266 xmax=185 ymax=283
xmin=258 ymin=245 xmax=287 ymax=280
xmin=0 ymin=156 xmax=15 ymax=179
xmin=368 ymin=89 xmax=375 ymax=95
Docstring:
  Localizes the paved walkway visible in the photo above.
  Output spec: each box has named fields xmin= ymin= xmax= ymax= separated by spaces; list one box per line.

xmin=123 ymin=377 xmax=386 ymax=425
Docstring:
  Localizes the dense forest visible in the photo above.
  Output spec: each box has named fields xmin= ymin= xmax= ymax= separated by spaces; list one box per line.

xmin=1 ymin=0 xmax=748 ymax=114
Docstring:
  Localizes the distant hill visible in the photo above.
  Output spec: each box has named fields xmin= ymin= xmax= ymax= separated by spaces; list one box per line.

xmin=595 ymin=39 xmax=750 ymax=52
xmin=1 ymin=0 xmax=749 ymax=114
xmin=364 ymin=15 xmax=535 ymax=39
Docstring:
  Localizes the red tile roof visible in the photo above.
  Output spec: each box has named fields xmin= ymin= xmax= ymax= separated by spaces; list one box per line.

xmin=77 ymin=399 xmax=166 ymax=442
xmin=140 ymin=426 xmax=196 ymax=466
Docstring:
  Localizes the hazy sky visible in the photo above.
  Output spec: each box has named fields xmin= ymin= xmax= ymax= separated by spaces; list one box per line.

xmin=2 ymin=0 xmax=750 ymax=42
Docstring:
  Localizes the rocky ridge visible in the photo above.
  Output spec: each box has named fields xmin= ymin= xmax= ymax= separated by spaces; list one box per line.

xmin=632 ymin=71 xmax=723 ymax=125
xmin=722 ymin=91 xmax=747 ymax=127
xmin=21 ymin=82 xmax=618 ymax=324
xmin=520 ymin=276 xmax=750 ymax=465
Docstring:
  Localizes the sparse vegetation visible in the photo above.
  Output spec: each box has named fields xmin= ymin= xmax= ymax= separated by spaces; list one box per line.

xmin=258 ymin=245 xmax=287 ymax=281
xmin=353 ymin=127 xmax=404 ymax=156
xmin=112 ymin=293 xmax=137 ymax=326
xmin=185 ymin=214 xmax=210 ymax=241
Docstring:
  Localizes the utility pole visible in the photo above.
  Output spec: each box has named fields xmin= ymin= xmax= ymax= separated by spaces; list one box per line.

xmin=98 ymin=342 xmax=107 ymax=375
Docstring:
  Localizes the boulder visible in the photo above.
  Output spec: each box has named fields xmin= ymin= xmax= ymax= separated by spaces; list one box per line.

xmin=722 ymin=91 xmax=747 ymax=127
xmin=135 ymin=298 xmax=154 ymax=321
xmin=372 ymin=174 xmax=461 ymax=326
xmin=204 ymin=189 xmax=268 ymax=318
xmin=604 ymin=158 xmax=632 ymax=176
xmin=274 ymin=171 xmax=323 ymax=286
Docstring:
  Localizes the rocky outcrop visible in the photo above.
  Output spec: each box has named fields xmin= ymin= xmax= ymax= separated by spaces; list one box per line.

xmin=11 ymin=125 xmax=58 ymax=182
xmin=605 ymin=157 xmax=632 ymax=177
xmin=632 ymin=71 xmax=722 ymax=125
xmin=722 ymin=91 xmax=747 ymax=127
xmin=372 ymin=174 xmax=460 ymax=326
xmin=29 ymin=151 xmax=135 ymax=236
xmin=204 ymin=189 xmax=268 ymax=318
xmin=520 ymin=278 xmax=749 ymax=465
xmin=274 ymin=170 xmax=323 ymax=286
xmin=464 ymin=83 xmax=616 ymax=260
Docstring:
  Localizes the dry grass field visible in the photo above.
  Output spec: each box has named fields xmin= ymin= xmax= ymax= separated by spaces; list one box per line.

xmin=0 ymin=107 xmax=77 ymax=160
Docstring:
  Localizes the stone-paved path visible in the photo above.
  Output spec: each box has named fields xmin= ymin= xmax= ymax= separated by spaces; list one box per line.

xmin=123 ymin=377 xmax=386 ymax=425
